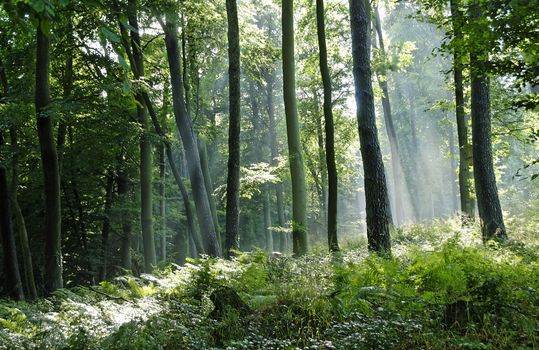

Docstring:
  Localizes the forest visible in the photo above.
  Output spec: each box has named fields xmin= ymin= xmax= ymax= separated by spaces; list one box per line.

xmin=0 ymin=0 xmax=538 ymax=348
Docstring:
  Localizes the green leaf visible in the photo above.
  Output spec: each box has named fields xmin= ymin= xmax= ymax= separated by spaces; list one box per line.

xmin=101 ymin=27 xmax=121 ymax=43
xmin=122 ymin=78 xmax=132 ymax=94
xmin=118 ymin=55 xmax=129 ymax=70
xmin=30 ymin=0 xmax=46 ymax=13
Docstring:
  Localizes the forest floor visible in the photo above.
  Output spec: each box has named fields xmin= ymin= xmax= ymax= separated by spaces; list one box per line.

xmin=1 ymin=217 xmax=538 ymax=350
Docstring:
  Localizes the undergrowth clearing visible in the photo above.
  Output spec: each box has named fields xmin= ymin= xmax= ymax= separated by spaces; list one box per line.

xmin=1 ymin=218 xmax=538 ymax=349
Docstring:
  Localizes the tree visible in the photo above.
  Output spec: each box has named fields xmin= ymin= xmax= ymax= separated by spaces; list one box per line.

xmin=348 ymin=0 xmax=392 ymax=254
xmin=0 ymin=135 xmax=24 ymax=301
xmin=315 ymin=0 xmax=339 ymax=252
xmin=224 ymin=0 xmax=241 ymax=258
xmin=469 ymin=3 xmax=506 ymax=241
xmin=161 ymin=14 xmax=221 ymax=256
xmin=127 ymin=0 xmax=156 ymax=272
xmin=372 ymin=3 xmax=404 ymax=225
xmin=35 ymin=14 xmax=63 ymax=293
xmin=282 ymin=0 xmax=308 ymax=256
xmin=0 ymin=53 xmax=37 ymax=298
xmin=450 ymin=0 xmax=475 ymax=220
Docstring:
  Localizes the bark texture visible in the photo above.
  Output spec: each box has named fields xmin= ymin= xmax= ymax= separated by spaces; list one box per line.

xmin=451 ymin=0 xmax=475 ymax=220
xmin=469 ymin=4 xmax=506 ymax=241
xmin=162 ymin=17 xmax=221 ymax=256
xmin=36 ymin=17 xmax=63 ymax=293
xmin=316 ymin=0 xmax=339 ymax=252
xmin=282 ymin=0 xmax=308 ymax=256
xmin=348 ymin=0 xmax=392 ymax=254
xmin=224 ymin=0 xmax=241 ymax=258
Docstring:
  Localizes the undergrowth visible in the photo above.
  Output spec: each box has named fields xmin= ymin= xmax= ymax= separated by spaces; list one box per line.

xmin=1 ymin=218 xmax=538 ymax=349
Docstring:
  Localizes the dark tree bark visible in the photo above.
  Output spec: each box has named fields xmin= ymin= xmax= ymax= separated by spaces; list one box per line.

xmin=348 ymin=0 xmax=392 ymax=254
xmin=469 ymin=4 xmax=506 ymax=242
xmin=1 ymin=56 xmax=37 ymax=299
xmin=0 ymin=161 xmax=24 ymax=300
xmin=224 ymin=0 xmax=241 ymax=258
xmin=316 ymin=0 xmax=339 ymax=252
xmin=373 ymin=5 xmax=404 ymax=225
xmin=127 ymin=0 xmax=156 ymax=272
xmin=282 ymin=0 xmax=308 ymax=256
xmin=36 ymin=17 xmax=63 ymax=293
xmin=161 ymin=16 xmax=221 ymax=256
xmin=10 ymin=129 xmax=37 ymax=299
xmin=450 ymin=0 xmax=475 ymax=221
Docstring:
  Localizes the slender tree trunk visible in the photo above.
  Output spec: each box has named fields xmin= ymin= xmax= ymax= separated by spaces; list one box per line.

xmin=1 ymin=58 xmax=37 ymax=299
xmin=99 ymin=172 xmax=114 ymax=281
xmin=348 ymin=0 xmax=392 ymax=254
xmin=450 ymin=0 xmax=475 ymax=221
xmin=469 ymin=4 xmax=506 ymax=242
xmin=224 ymin=0 xmax=241 ymax=258
xmin=57 ymin=19 xmax=73 ymax=172
xmin=162 ymin=17 xmax=221 ymax=256
xmin=139 ymin=82 xmax=203 ymax=259
xmin=0 ymin=162 xmax=24 ymax=300
xmin=172 ymin=219 xmax=188 ymax=264
xmin=36 ymin=17 xmax=63 ymax=293
xmin=198 ymin=138 xmax=219 ymax=237
xmin=127 ymin=0 xmax=156 ymax=272
xmin=449 ymin=125 xmax=460 ymax=213
xmin=263 ymin=191 xmax=273 ymax=252
xmin=316 ymin=0 xmax=339 ymax=252
xmin=282 ymin=0 xmax=308 ymax=256
xmin=263 ymin=69 xmax=287 ymax=253
xmin=159 ymin=145 xmax=167 ymax=262
xmin=314 ymin=92 xmax=327 ymax=238
xmin=117 ymin=167 xmax=132 ymax=271
xmin=372 ymin=5 xmax=404 ymax=225
xmin=180 ymin=23 xmax=221 ymax=239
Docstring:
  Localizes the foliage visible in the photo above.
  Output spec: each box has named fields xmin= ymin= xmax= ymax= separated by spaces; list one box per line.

xmin=1 ymin=221 xmax=539 ymax=349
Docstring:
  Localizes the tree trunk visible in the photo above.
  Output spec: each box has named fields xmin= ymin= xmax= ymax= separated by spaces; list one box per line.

xmin=99 ymin=172 xmax=114 ymax=281
xmin=469 ymin=4 xmax=506 ymax=242
xmin=263 ymin=69 xmax=287 ymax=253
xmin=316 ymin=0 xmax=339 ymax=252
xmin=138 ymin=82 xmax=203 ymax=259
xmin=450 ymin=0 xmax=475 ymax=221
xmin=198 ymin=138 xmax=219 ymax=239
xmin=0 ymin=163 xmax=24 ymax=300
xmin=162 ymin=17 xmax=221 ymax=256
xmin=36 ymin=17 xmax=63 ymax=293
xmin=373 ymin=5 xmax=404 ymax=226
xmin=127 ymin=0 xmax=156 ymax=273
xmin=314 ymin=92 xmax=327 ymax=238
xmin=449 ymin=125 xmax=460 ymax=213
xmin=159 ymin=145 xmax=167 ymax=262
xmin=224 ymin=0 xmax=241 ymax=258
xmin=348 ymin=0 xmax=392 ymax=254
xmin=1 ymin=58 xmax=37 ymax=299
xmin=117 ymin=167 xmax=133 ymax=271
xmin=263 ymin=191 xmax=273 ymax=252
xmin=282 ymin=0 xmax=308 ymax=256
